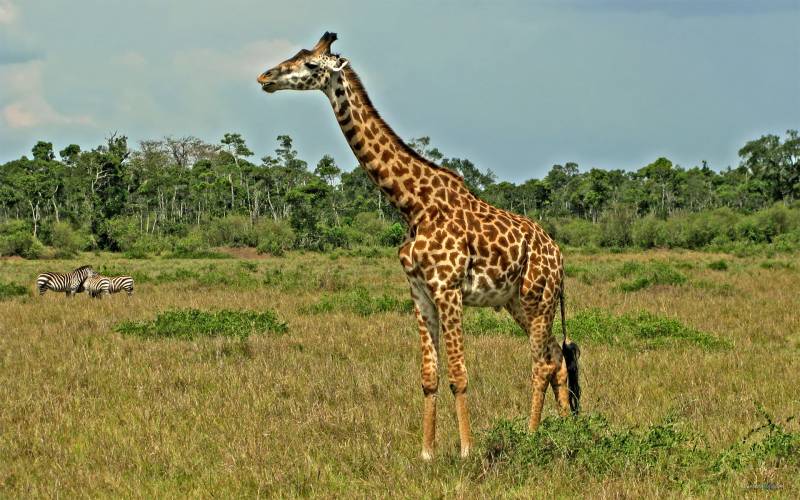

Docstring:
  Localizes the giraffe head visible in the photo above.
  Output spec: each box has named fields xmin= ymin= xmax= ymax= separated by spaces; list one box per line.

xmin=257 ymin=32 xmax=348 ymax=94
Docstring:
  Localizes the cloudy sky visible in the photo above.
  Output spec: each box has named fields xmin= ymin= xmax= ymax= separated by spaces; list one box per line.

xmin=1 ymin=0 xmax=798 ymax=181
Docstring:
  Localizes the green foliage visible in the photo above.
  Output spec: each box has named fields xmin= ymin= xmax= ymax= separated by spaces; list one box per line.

xmin=760 ymin=260 xmax=795 ymax=270
xmin=479 ymin=414 xmax=707 ymax=479
xmin=708 ymin=259 xmax=729 ymax=271
xmin=464 ymin=309 xmax=524 ymax=337
xmin=47 ymin=222 xmax=88 ymax=258
xmin=556 ymin=218 xmax=600 ymax=247
xmin=558 ymin=309 xmax=729 ymax=350
xmin=478 ymin=410 xmax=800 ymax=483
xmin=631 ymin=215 xmax=669 ymax=248
xmin=302 ymin=286 xmax=413 ymax=316
xmin=380 ymin=223 xmax=406 ymax=246
xmin=0 ymin=220 xmax=43 ymax=259
xmin=168 ymin=230 xmax=229 ymax=259
xmin=115 ymin=308 xmax=287 ymax=340
xmin=255 ymin=219 xmax=295 ymax=256
xmin=0 ymin=281 xmax=28 ymax=300
xmin=615 ymin=261 xmax=687 ymax=292
xmin=204 ymin=215 xmax=257 ymax=247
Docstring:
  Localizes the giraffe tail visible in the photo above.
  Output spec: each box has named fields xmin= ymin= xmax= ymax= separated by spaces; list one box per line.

xmin=560 ymin=284 xmax=581 ymax=414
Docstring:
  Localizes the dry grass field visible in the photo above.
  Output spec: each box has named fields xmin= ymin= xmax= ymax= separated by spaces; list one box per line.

xmin=1 ymin=248 xmax=799 ymax=497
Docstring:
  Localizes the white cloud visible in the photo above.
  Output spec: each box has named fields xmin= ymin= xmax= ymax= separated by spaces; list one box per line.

xmin=0 ymin=0 xmax=17 ymax=25
xmin=0 ymin=60 xmax=93 ymax=129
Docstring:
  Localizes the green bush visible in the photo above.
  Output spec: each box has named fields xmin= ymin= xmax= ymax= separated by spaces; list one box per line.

xmin=598 ymin=206 xmax=635 ymax=247
xmin=115 ymin=308 xmax=288 ymax=340
xmin=0 ymin=220 xmax=43 ymax=259
xmin=103 ymin=216 xmax=141 ymax=251
xmin=557 ymin=219 xmax=600 ymax=247
xmin=204 ymin=215 xmax=257 ymax=247
xmin=47 ymin=222 xmax=88 ymax=258
xmin=0 ymin=281 xmax=28 ymax=300
xmin=614 ymin=261 xmax=687 ymax=292
xmin=556 ymin=308 xmax=728 ymax=350
xmin=631 ymin=216 xmax=669 ymax=248
xmin=255 ymin=219 xmax=295 ymax=256
xmin=708 ymin=259 xmax=728 ymax=271
xmin=380 ymin=222 xmax=406 ymax=246
xmin=302 ymin=286 xmax=413 ymax=316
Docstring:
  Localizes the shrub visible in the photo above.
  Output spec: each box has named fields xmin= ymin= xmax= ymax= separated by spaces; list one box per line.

xmin=47 ymin=222 xmax=88 ymax=258
xmin=614 ymin=261 xmax=687 ymax=292
xmin=708 ymin=259 xmax=728 ymax=271
xmin=204 ymin=215 xmax=257 ymax=247
xmin=0 ymin=220 xmax=43 ymax=259
xmin=103 ymin=216 xmax=141 ymax=251
xmin=0 ymin=281 xmax=28 ymax=300
xmin=380 ymin=222 xmax=406 ymax=246
xmin=631 ymin=216 xmax=669 ymax=248
xmin=557 ymin=219 xmax=600 ymax=247
xmin=351 ymin=212 xmax=389 ymax=246
xmin=255 ymin=219 xmax=295 ymax=256
xmin=302 ymin=286 xmax=413 ymax=316
xmin=115 ymin=308 xmax=288 ymax=340
xmin=598 ymin=206 xmax=635 ymax=247
xmin=556 ymin=308 xmax=729 ymax=350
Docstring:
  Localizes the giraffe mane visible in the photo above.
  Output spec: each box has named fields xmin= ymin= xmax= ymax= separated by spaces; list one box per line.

xmin=342 ymin=66 xmax=469 ymax=187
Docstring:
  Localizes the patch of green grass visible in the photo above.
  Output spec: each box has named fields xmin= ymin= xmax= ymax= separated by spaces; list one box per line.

xmin=478 ymin=414 xmax=708 ymax=481
xmin=556 ymin=309 xmax=729 ymax=350
xmin=476 ymin=409 xmax=799 ymax=486
xmin=760 ymin=260 xmax=795 ymax=270
xmin=0 ymin=281 xmax=27 ymax=299
xmin=165 ymin=249 xmax=231 ymax=259
xmin=153 ymin=267 xmax=200 ymax=283
xmin=114 ymin=309 xmax=288 ymax=340
xmin=302 ymin=286 xmax=413 ymax=316
xmin=708 ymin=259 xmax=729 ymax=271
xmin=464 ymin=309 xmax=524 ymax=337
xmin=615 ymin=261 xmax=687 ymax=292
xmin=691 ymin=280 xmax=736 ymax=296
xmin=115 ymin=308 xmax=288 ymax=340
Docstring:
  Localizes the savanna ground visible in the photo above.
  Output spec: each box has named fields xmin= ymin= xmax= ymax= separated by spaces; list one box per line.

xmin=1 ymin=247 xmax=799 ymax=497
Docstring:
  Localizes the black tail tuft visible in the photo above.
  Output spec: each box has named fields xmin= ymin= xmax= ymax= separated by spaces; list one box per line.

xmin=562 ymin=339 xmax=581 ymax=414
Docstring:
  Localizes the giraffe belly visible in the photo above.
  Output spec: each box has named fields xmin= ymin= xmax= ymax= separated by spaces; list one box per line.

xmin=461 ymin=270 xmax=518 ymax=307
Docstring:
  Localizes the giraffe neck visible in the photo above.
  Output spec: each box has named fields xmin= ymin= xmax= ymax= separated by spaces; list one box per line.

xmin=323 ymin=66 xmax=470 ymax=223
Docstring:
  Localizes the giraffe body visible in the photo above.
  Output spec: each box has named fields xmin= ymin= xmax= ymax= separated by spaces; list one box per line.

xmin=258 ymin=32 xmax=579 ymax=460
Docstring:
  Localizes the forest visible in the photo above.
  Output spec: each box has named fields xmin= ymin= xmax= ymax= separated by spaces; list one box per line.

xmin=0 ymin=129 xmax=798 ymax=259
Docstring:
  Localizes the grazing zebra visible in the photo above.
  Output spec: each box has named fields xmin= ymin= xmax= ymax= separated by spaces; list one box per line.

xmin=36 ymin=265 xmax=97 ymax=297
xmin=84 ymin=275 xmax=111 ymax=298
xmin=108 ymin=276 xmax=134 ymax=296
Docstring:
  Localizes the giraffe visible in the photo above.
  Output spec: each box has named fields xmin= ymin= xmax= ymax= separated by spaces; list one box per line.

xmin=257 ymin=32 xmax=580 ymax=460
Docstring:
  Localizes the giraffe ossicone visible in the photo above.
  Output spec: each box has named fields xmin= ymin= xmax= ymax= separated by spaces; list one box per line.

xmin=257 ymin=32 xmax=581 ymax=460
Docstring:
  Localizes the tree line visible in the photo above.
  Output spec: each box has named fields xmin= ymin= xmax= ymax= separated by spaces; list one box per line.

xmin=0 ymin=129 xmax=798 ymax=258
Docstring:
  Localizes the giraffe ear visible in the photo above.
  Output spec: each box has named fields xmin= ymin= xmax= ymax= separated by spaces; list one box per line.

xmin=313 ymin=31 xmax=338 ymax=54
xmin=331 ymin=58 xmax=349 ymax=72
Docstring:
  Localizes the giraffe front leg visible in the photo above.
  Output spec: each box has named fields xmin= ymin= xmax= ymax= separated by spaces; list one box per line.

xmin=434 ymin=289 xmax=471 ymax=458
xmin=410 ymin=283 xmax=440 ymax=461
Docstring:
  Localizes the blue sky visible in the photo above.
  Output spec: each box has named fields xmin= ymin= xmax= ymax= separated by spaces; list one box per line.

xmin=0 ymin=0 xmax=798 ymax=181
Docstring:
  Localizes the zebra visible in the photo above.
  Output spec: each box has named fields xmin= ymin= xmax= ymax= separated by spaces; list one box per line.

xmin=83 ymin=275 xmax=111 ymax=298
xmin=108 ymin=276 xmax=134 ymax=296
xmin=36 ymin=265 xmax=97 ymax=297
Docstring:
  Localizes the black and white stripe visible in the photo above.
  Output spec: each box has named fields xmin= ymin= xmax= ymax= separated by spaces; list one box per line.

xmin=36 ymin=265 xmax=97 ymax=296
xmin=84 ymin=275 xmax=111 ymax=298
xmin=108 ymin=276 xmax=134 ymax=296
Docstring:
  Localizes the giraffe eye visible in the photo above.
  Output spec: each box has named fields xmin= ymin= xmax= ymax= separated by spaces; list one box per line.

xmin=305 ymin=62 xmax=319 ymax=70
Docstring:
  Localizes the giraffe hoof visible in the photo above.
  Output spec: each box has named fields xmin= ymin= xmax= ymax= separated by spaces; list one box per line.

xmin=421 ymin=449 xmax=434 ymax=461
xmin=460 ymin=446 xmax=471 ymax=459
